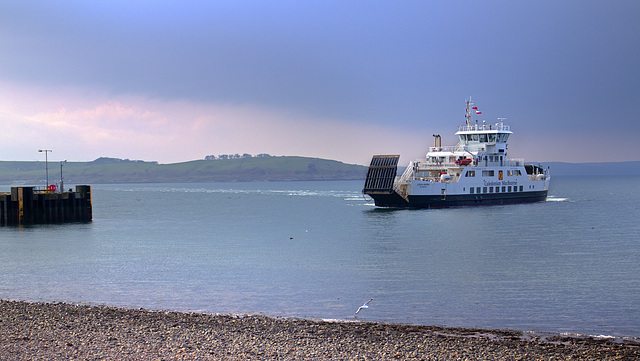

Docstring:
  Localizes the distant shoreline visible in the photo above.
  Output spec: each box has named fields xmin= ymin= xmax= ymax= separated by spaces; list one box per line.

xmin=1 ymin=158 xmax=639 ymax=185
xmin=1 ymin=300 xmax=638 ymax=360
xmin=0 ymin=156 xmax=368 ymax=184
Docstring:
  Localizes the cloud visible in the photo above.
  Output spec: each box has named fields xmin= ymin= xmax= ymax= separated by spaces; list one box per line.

xmin=0 ymin=82 xmax=422 ymax=165
xmin=2 ymin=1 xmax=640 ymax=164
xmin=3 ymin=80 xmax=639 ymax=166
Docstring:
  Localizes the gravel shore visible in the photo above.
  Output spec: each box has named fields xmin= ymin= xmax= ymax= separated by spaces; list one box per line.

xmin=1 ymin=300 xmax=638 ymax=360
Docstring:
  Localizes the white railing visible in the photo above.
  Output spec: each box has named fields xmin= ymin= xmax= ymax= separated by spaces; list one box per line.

xmin=396 ymin=157 xmax=530 ymax=184
xmin=415 ymin=162 xmax=459 ymax=170
xmin=458 ymin=123 xmax=511 ymax=132
xmin=427 ymin=145 xmax=467 ymax=153
xmin=408 ymin=158 xmax=528 ymax=170
xmin=398 ymin=161 xmax=414 ymax=183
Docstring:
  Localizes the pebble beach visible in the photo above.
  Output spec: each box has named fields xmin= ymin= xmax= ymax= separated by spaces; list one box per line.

xmin=1 ymin=300 xmax=639 ymax=360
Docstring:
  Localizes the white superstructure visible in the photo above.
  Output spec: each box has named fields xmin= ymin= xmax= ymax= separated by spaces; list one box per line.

xmin=364 ymin=99 xmax=550 ymax=208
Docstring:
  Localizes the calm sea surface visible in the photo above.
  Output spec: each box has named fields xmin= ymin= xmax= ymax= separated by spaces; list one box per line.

xmin=1 ymin=176 xmax=639 ymax=337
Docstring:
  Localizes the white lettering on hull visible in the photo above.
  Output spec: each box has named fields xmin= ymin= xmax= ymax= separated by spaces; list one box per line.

xmin=484 ymin=180 xmax=518 ymax=186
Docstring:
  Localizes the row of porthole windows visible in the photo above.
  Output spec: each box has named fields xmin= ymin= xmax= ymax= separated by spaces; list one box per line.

xmin=467 ymin=185 xmax=524 ymax=194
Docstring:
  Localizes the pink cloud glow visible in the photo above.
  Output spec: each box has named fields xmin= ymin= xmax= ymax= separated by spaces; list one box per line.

xmin=0 ymin=82 xmax=423 ymax=165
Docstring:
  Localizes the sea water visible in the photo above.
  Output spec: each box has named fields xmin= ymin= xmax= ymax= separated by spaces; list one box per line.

xmin=1 ymin=176 xmax=639 ymax=338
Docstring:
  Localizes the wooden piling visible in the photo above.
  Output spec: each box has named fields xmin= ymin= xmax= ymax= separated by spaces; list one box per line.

xmin=0 ymin=185 xmax=92 ymax=226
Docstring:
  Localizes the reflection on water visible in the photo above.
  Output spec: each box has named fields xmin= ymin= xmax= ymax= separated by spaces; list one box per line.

xmin=1 ymin=178 xmax=639 ymax=337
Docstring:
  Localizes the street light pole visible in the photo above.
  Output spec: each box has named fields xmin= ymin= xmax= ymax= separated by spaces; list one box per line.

xmin=38 ymin=149 xmax=52 ymax=189
xmin=60 ymin=160 xmax=67 ymax=192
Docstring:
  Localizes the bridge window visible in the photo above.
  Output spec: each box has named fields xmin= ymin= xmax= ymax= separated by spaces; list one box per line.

xmin=479 ymin=134 xmax=487 ymax=142
xmin=482 ymin=170 xmax=494 ymax=177
xmin=466 ymin=170 xmax=475 ymax=177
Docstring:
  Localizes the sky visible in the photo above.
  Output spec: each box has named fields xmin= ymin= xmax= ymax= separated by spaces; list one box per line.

xmin=1 ymin=1 xmax=639 ymax=165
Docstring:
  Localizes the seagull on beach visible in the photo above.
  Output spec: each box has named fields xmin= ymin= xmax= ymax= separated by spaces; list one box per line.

xmin=355 ymin=298 xmax=373 ymax=315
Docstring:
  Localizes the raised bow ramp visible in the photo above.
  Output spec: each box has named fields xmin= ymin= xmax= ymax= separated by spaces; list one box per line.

xmin=363 ymin=155 xmax=409 ymax=207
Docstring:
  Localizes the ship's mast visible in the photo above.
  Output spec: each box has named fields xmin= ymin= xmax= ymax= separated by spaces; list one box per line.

xmin=465 ymin=98 xmax=474 ymax=126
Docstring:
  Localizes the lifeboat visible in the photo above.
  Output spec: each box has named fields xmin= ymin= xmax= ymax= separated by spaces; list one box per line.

xmin=455 ymin=158 xmax=472 ymax=166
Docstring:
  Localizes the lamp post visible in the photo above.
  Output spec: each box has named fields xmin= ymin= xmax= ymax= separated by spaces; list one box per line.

xmin=60 ymin=160 xmax=67 ymax=192
xmin=38 ymin=149 xmax=52 ymax=189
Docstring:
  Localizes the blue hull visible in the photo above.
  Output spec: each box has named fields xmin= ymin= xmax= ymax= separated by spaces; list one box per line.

xmin=367 ymin=190 xmax=548 ymax=208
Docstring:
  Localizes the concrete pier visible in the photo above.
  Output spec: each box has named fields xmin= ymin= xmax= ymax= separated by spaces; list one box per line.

xmin=0 ymin=185 xmax=92 ymax=226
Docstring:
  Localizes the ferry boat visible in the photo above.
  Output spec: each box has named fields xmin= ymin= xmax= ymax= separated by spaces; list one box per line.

xmin=363 ymin=99 xmax=550 ymax=208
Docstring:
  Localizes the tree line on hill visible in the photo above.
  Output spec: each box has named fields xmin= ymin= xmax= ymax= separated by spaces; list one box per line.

xmin=91 ymin=157 xmax=158 ymax=164
xmin=204 ymin=153 xmax=272 ymax=160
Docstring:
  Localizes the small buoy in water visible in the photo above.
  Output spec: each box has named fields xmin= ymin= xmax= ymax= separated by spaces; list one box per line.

xmin=289 ymin=237 xmax=293 ymax=239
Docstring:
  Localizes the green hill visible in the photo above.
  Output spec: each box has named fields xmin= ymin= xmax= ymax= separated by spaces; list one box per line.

xmin=0 ymin=156 xmax=368 ymax=185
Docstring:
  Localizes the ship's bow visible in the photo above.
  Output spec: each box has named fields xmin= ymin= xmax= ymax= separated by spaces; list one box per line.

xmin=363 ymin=155 xmax=409 ymax=207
